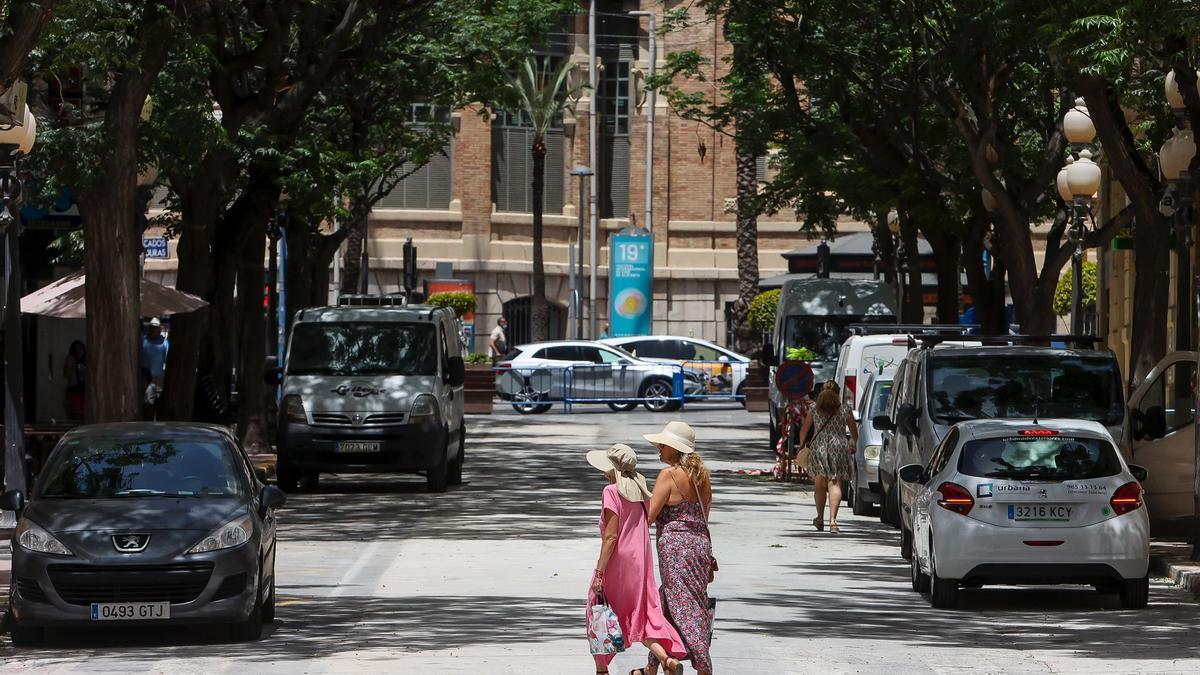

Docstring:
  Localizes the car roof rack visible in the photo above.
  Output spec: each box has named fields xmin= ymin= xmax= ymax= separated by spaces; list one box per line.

xmin=916 ymin=334 xmax=1101 ymax=350
xmin=849 ymin=323 xmax=978 ymax=336
xmin=338 ymin=294 xmax=410 ymax=307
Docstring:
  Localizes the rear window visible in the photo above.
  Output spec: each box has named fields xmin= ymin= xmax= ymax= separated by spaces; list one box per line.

xmin=957 ymin=436 xmax=1123 ymax=481
xmin=860 ymin=345 xmax=904 ymax=376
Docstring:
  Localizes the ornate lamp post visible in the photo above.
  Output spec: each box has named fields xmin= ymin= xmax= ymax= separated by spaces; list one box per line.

xmin=1062 ymin=97 xmax=1099 ymax=336
xmin=1 ymin=105 xmax=36 ymax=498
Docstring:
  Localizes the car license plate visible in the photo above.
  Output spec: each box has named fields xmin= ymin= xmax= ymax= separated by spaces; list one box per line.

xmin=1008 ymin=504 xmax=1073 ymax=522
xmin=337 ymin=441 xmax=381 ymax=453
xmin=90 ymin=602 xmax=170 ymax=621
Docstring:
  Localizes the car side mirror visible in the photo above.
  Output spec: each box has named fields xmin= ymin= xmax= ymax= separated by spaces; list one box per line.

xmin=760 ymin=344 xmax=777 ymax=367
xmin=259 ymin=485 xmax=287 ymax=514
xmin=898 ymin=464 xmax=926 ymax=484
xmin=872 ymin=415 xmax=896 ymax=432
xmin=1 ymin=490 xmax=25 ymax=513
xmin=447 ymin=356 xmax=466 ymax=387
xmin=1129 ymin=464 xmax=1149 ymax=482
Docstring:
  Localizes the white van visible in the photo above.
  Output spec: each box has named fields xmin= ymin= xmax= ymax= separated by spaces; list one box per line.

xmin=275 ymin=303 xmax=466 ymax=493
xmin=833 ymin=335 xmax=909 ymax=411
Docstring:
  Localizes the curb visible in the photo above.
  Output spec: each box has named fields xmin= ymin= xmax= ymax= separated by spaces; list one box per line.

xmin=1151 ymin=554 xmax=1200 ymax=598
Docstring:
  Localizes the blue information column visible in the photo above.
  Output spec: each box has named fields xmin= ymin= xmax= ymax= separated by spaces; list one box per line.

xmin=609 ymin=230 xmax=653 ymax=337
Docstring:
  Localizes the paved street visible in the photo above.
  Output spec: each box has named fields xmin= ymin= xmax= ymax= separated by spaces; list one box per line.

xmin=4 ymin=406 xmax=1200 ymax=673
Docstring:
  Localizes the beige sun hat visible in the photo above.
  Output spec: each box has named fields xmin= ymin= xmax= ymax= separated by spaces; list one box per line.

xmin=643 ymin=420 xmax=696 ymax=455
xmin=586 ymin=443 xmax=652 ymax=503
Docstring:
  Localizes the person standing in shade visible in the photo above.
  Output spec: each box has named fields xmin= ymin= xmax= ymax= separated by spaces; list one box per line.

xmin=588 ymin=443 xmax=687 ymax=675
xmin=489 ymin=316 xmax=508 ymax=363
xmin=140 ymin=318 xmax=170 ymax=386
xmin=62 ymin=340 xmax=86 ymax=421
xmin=599 ymin=323 xmax=611 ymax=339
xmin=797 ymin=381 xmax=858 ymax=533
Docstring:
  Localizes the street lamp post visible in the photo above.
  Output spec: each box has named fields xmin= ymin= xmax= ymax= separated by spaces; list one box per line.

xmin=1163 ymin=71 xmax=1199 ymax=353
xmin=570 ymin=166 xmax=593 ymax=340
xmin=1062 ymin=97 xmax=1099 ymax=336
xmin=0 ymin=105 xmax=36 ymax=498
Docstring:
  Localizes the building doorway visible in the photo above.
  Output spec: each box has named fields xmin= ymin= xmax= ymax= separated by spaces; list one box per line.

xmin=502 ymin=296 xmax=566 ymax=347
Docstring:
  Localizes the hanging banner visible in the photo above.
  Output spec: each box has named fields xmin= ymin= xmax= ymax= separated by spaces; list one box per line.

xmin=609 ymin=230 xmax=653 ymax=337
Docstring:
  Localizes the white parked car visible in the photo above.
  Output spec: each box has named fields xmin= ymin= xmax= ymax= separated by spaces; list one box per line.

xmin=833 ymin=334 xmax=908 ymax=411
xmin=849 ymin=372 xmax=893 ymax=515
xmin=902 ymin=419 xmax=1150 ymax=609
xmin=494 ymin=340 xmax=706 ymax=414
xmin=602 ymin=335 xmax=750 ymax=401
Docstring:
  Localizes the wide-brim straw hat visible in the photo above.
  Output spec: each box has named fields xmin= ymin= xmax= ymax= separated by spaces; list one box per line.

xmin=643 ymin=421 xmax=696 ymax=455
xmin=586 ymin=443 xmax=652 ymax=503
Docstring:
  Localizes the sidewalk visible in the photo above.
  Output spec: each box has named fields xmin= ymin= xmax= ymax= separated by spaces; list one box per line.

xmin=1151 ymin=540 xmax=1200 ymax=598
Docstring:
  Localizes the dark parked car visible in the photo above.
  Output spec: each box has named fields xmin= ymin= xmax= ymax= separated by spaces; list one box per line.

xmin=3 ymin=423 xmax=285 ymax=645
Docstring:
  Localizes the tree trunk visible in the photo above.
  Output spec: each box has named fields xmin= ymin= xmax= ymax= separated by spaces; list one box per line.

xmin=237 ymin=218 xmax=270 ymax=453
xmin=924 ymin=228 xmax=960 ymax=324
xmin=732 ymin=152 xmax=761 ymax=353
xmin=530 ymin=135 xmax=549 ymax=342
xmin=339 ymin=199 xmax=371 ymax=296
xmin=898 ymin=210 xmax=923 ymax=322
xmin=961 ymin=211 xmax=1007 ymax=335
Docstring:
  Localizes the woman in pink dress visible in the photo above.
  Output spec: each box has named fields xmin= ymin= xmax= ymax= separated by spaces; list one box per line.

xmin=588 ymin=443 xmax=687 ymax=675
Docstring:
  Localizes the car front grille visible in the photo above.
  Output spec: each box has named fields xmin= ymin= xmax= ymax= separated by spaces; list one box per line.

xmin=15 ymin=576 xmax=49 ymax=603
xmin=311 ymin=412 xmax=408 ymax=427
xmin=311 ymin=413 xmax=353 ymax=426
xmin=47 ymin=562 xmax=214 ymax=606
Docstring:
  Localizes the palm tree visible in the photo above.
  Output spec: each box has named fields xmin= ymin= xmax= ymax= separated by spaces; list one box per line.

xmin=500 ymin=56 xmax=583 ymax=341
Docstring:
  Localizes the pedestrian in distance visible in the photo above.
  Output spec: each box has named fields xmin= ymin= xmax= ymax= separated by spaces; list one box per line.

xmin=489 ymin=316 xmax=508 ymax=364
xmin=140 ymin=317 xmax=169 ymax=386
xmin=641 ymin=421 xmax=715 ymax=675
xmin=797 ymin=381 xmax=858 ymax=533
xmin=600 ymin=322 xmax=611 ymax=339
xmin=62 ymin=340 xmax=86 ymax=421
xmin=588 ymin=443 xmax=687 ymax=675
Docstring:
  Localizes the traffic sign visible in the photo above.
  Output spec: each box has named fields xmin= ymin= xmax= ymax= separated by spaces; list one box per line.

xmin=774 ymin=360 xmax=815 ymax=400
xmin=143 ymin=237 xmax=169 ymax=259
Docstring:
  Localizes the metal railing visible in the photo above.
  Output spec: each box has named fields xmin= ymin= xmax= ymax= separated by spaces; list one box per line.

xmin=493 ymin=363 xmax=690 ymax=413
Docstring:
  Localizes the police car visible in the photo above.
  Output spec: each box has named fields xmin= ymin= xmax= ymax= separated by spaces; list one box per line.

xmin=900 ymin=419 xmax=1150 ymax=609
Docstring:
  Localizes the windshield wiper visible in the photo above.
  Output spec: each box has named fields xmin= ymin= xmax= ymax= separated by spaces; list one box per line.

xmin=113 ymin=489 xmax=168 ymax=497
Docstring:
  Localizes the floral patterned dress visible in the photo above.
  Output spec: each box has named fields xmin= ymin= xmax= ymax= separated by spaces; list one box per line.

xmin=647 ymin=498 xmax=713 ymax=673
xmin=806 ymin=403 xmax=854 ymax=481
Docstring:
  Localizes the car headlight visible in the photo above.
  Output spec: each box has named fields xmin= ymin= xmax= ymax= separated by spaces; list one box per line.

xmin=188 ymin=514 xmax=253 ymax=554
xmin=16 ymin=519 xmax=73 ymax=556
xmin=410 ymin=394 xmax=439 ymax=423
xmin=283 ymin=395 xmax=307 ymax=423
xmin=864 ymin=445 xmax=882 ymax=461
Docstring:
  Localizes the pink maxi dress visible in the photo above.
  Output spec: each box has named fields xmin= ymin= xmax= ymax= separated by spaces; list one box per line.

xmin=589 ymin=483 xmax=687 ymax=669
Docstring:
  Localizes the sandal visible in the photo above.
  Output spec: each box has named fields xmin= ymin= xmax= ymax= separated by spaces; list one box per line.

xmin=812 ymin=516 xmax=824 ymax=532
xmin=665 ymin=659 xmax=684 ymax=675
xmin=830 ymin=522 xmax=840 ymax=534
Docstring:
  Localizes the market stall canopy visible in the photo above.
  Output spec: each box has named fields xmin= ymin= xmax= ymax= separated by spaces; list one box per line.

xmin=20 ymin=270 xmax=208 ymax=319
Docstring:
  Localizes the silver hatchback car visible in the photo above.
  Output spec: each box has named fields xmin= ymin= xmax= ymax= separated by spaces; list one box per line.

xmin=849 ymin=373 xmax=893 ymax=516
xmin=3 ymin=423 xmax=285 ymax=646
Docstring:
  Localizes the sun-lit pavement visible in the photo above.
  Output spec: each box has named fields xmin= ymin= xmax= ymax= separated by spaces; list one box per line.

xmin=4 ymin=404 xmax=1200 ymax=674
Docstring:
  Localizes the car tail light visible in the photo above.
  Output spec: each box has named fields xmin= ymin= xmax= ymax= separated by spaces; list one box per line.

xmin=936 ymin=482 xmax=974 ymax=516
xmin=1110 ymin=481 xmax=1143 ymax=516
xmin=844 ymin=375 xmax=856 ymax=404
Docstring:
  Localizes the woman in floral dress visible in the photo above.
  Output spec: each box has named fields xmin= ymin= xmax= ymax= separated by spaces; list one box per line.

xmin=797 ymin=382 xmax=858 ymax=533
xmin=640 ymin=421 xmax=715 ymax=675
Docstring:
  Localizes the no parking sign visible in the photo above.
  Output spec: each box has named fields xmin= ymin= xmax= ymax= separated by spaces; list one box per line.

xmin=774 ymin=360 xmax=815 ymax=400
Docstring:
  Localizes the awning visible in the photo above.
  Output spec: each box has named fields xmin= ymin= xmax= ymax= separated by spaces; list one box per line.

xmin=20 ymin=270 xmax=208 ymax=319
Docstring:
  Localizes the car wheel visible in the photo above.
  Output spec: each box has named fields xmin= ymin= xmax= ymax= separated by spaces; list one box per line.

xmin=427 ymin=434 xmax=449 ymax=493
xmin=276 ymin=460 xmax=299 ymax=494
xmin=910 ymin=544 xmax=931 ymax=593
xmin=899 ymin=522 xmax=913 ymax=561
xmin=261 ymin=574 xmax=276 ymax=624
xmin=299 ymin=472 xmax=320 ymax=492
xmin=1119 ymin=576 xmax=1149 ymax=609
xmin=929 ymin=543 xmax=959 ymax=609
xmin=231 ymin=589 xmax=264 ymax=641
xmin=448 ymin=427 xmax=465 ymax=487
xmin=737 ymin=382 xmax=747 ymax=409
xmin=852 ymin=486 xmax=874 ymax=517
xmin=511 ymin=387 xmax=547 ymax=414
xmin=607 ymin=402 xmax=638 ymax=412
xmin=641 ymin=378 xmax=677 ymax=413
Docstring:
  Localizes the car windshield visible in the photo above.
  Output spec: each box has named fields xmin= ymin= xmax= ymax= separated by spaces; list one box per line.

xmin=927 ymin=354 xmax=1124 ymax=426
xmin=958 ymin=436 xmax=1123 ymax=481
xmin=40 ymin=437 xmax=245 ymax=499
xmin=783 ymin=316 xmax=895 ymax=363
xmin=867 ymin=382 xmax=893 ymax=418
xmin=288 ymin=322 xmax=437 ymax=376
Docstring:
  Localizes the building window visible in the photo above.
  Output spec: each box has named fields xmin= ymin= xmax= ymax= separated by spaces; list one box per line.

xmin=378 ymin=105 xmax=453 ymax=210
xmin=598 ymin=47 xmax=633 ymax=219
xmin=491 ymin=108 xmax=565 ymax=214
